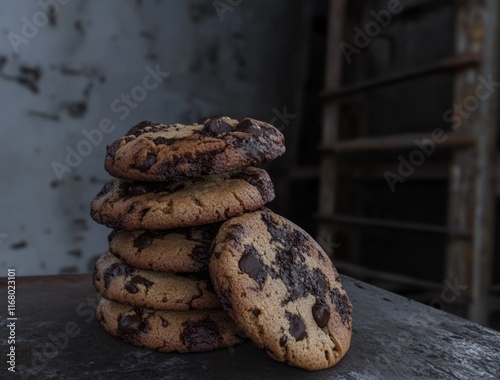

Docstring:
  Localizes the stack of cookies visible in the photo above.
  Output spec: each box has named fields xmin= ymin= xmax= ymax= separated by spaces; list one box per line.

xmin=90 ymin=116 xmax=353 ymax=370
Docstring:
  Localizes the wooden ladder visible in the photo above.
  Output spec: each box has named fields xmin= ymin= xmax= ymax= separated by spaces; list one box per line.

xmin=318 ymin=0 xmax=499 ymax=324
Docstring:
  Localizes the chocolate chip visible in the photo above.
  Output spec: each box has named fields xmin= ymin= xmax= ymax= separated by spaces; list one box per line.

xmin=127 ymin=184 xmax=148 ymax=196
xmin=161 ymin=318 xmax=169 ymax=328
xmin=229 ymin=171 xmax=262 ymax=188
xmin=246 ymin=145 xmax=267 ymax=164
xmin=103 ymin=262 xmax=133 ymax=289
xmin=279 ymin=335 xmax=288 ymax=347
xmin=180 ymin=317 xmax=222 ymax=351
xmin=204 ymin=117 xmax=233 ymax=135
xmin=134 ymin=152 xmax=157 ymax=171
xmin=152 ymin=136 xmax=180 ymax=146
xmin=238 ymin=245 xmax=267 ymax=285
xmin=331 ymin=290 xmax=351 ymax=325
xmin=234 ymin=118 xmax=262 ymax=135
xmin=312 ymin=303 xmax=330 ymax=328
xmin=124 ymin=275 xmax=154 ymax=294
xmin=286 ymin=313 xmax=307 ymax=341
xmin=106 ymin=140 xmax=122 ymax=163
xmin=134 ymin=231 xmax=154 ymax=250
xmin=252 ymin=309 xmax=261 ymax=317
xmin=118 ymin=314 xmax=146 ymax=335
xmin=146 ymin=153 xmax=156 ymax=165
xmin=127 ymin=120 xmax=161 ymax=136
xmin=188 ymin=244 xmax=211 ymax=271
xmin=217 ymin=289 xmax=232 ymax=311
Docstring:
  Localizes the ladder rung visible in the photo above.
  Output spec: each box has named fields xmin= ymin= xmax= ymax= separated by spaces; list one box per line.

xmin=322 ymin=53 xmax=481 ymax=99
xmin=334 ymin=260 xmax=444 ymax=291
xmin=399 ymin=0 xmax=447 ymax=15
xmin=340 ymin=161 xmax=450 ymax=180
xmin=319 ymin=132 xmax=476 ymax=153
xmin=316 ymin=214 xmax=472 ymax=238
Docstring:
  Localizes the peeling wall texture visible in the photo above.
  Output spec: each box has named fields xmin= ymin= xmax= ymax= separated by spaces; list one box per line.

xmin=0 ymin=0 xmax=312 ymax=275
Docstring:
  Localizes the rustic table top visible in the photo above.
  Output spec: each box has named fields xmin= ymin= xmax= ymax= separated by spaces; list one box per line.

xmin=1 ymin=274 xmax=499 ymax=379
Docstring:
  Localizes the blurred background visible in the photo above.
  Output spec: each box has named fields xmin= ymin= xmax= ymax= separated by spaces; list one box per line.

xmin=0 ymin=0 xmax=499 ymax=329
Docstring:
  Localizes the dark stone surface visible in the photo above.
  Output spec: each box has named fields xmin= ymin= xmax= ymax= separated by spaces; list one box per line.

xmin=1 ymin=274 xmax=499 ymax=379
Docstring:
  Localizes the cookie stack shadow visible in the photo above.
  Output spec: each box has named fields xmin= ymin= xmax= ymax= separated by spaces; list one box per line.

xmin=90 ymin=116 xmax=283 ymax=353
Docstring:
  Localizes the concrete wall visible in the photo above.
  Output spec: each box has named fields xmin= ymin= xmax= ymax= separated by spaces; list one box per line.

xmin=0 ymin=0 xmax=312 ymax=275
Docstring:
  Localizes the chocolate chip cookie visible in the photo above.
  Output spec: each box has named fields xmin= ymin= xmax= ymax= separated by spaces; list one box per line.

xmin=209 ymin=209 xmax=353 ymax=371
xmin=108 ymin=223 xmax=220 ymax=273
xmin=90 ymin=167 xmax=275 ymax=230
xmin=105 ymin=117 xmax=285 ymax=181
xmin=94 ymin=253 xmax=220 ymax=311
xmin=97 ymin=298 xmax=243 ymax=352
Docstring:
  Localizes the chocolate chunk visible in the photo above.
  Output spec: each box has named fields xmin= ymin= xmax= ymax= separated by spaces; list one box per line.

xmin=217 ymin=289 xmax=232 ymax=311
xmin=127 ymin=184 xmax=148 ymax=196
xmin=188 ymin=244 xmax=211 ymax=270
xmin=134 ymin=153 xmax=157 ymax=171
xmin=234 ymin=118 xmax=262 ymax=135
xmin=252 ymin=309 xmax=261 ymax=317
xmin=106 ymin=141 xmax=122 ymax=163
xmin=279 ymin=335 xmax=288 ymax=347
xmin=238 ymin=245 xmax=268 ymax=285
xmin=152 ymin=136 xmax=179 ymax=146
xmin=331 ymin=290 xmax=351 ymax=325
xmin=118 ymin=314 xmax=146 ymax=335
xmin=229 ymin=171 xmax=262 ymax=188
xmin=312 ymin=303 xmax=330 ymax=328
xmin=124 ymin=275 xmax=154 ymax=294
xmin=127 ymin=120 xmax=162 ymax=136
xmin=134 ymin=231 xmax=154 ymax=250
xmin=161 ymin=318 xmax=169 ymax=328
xmin=286 ymin=313 xmax=307 ymax=341
xmin=204 ymin=117 xmax=233 ymax=135
xmin=223 ymin=224 xmax=244 ymax=245
xmin=103 ymin=263 xmax=133 ymax=289
xmin=180 ymin=317 xmax=222 ymax=351
xmin=245 ymin=144 xmax=267 ymax=164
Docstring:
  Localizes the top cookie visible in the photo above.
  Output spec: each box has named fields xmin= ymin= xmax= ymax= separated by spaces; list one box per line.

xmin=105 ymin=116 xmax=285 ymax=181
xmin=209 ymin=209 xmax=353 ymax=371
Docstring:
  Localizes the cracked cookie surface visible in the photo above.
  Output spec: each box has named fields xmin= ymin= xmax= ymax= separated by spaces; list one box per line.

xmin=93 ymin=252 xmax=220 ymax=311
xmin=90 ymin=167 xmax=274 ymax=230
xmin=209 ymin=209 xmax=353 ymax=371
xmin=108 ymin=223 xmax=220 ymax=273
xmin=105 ymin=116 xmax=285 ymax=181
xmin=96 ymin=298 xmax=243 ymax=352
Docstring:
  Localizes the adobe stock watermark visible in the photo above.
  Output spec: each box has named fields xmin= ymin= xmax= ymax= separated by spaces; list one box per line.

xmin=384 ymin=74 xmax=500 ymax=192
xmin=213 ymin=0 xmax=244 ymax=21
xmin=269 ymin=106 xmax=296 ymax=131
xmin=51 ymin=64 xmax=169 ymax=181
xmin=366 ymin=277 xmax=467 ymax=376
xmin=7 ymin=0 xmax=71 ymax=53
xmin=17 ymin=295 xmax=100 ymax=379
xmin=339 ymin=0 xmax=404 ymax=63
xmin=316 ymin=234 xmax=341 ymax=256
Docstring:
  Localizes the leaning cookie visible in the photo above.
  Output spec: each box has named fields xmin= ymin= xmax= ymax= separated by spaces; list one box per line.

xmin=108 ymin=223 xmax=220 ymax=273
xmin=93 ymin=253 xmax=220 ymax=311
xmin=209 ymin=209 xmax=353 ymax=371
xmin=105 ymin=117 xmax=285 ymax=181
xmin=96 ymin=298 xmax=243 ymax=352
xmin=90 ymin=167 xmax=274 ymax=230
